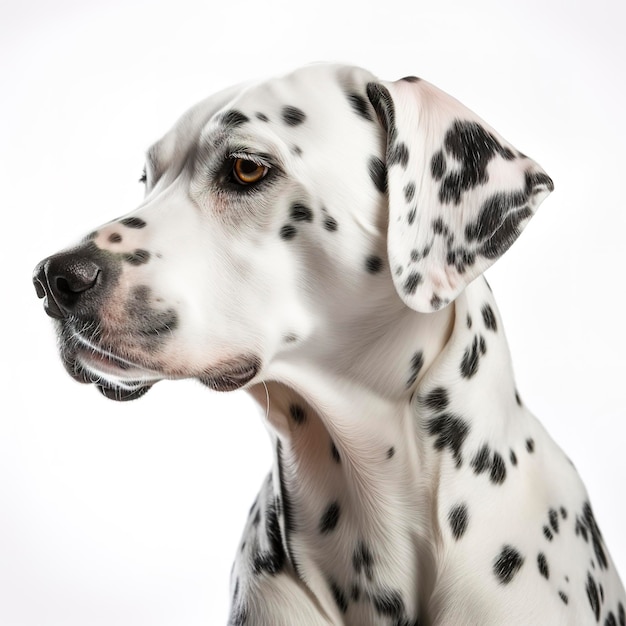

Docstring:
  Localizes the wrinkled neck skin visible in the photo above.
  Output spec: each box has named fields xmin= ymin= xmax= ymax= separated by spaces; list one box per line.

xmin=246 ymin=275 xmax=519 ymax=619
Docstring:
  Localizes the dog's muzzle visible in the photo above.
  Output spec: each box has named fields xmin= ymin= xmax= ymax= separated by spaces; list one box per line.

xmin=32 ymin=244 xmax=156 ymax=401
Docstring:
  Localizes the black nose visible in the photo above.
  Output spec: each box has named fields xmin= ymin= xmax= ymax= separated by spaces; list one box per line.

xmin=33 ymin=251 xmax=101 ymax=319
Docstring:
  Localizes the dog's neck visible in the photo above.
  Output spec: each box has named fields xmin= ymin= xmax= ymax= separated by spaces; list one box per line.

xmin=247 ymin=276 xmax=520 ymax=615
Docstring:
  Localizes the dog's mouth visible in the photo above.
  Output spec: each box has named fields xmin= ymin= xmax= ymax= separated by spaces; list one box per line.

xmin=64 ymin=328 xmax=163 ymax=401
xmin=57 ymin=321 xmax=262 ymax=400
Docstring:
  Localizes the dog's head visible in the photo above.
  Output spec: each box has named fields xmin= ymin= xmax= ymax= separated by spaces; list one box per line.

xmin=33 ymin=64 xmax=552 ymax=400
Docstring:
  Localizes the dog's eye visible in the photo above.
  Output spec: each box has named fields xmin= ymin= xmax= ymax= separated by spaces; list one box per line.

xmin=232 ymin=158 xmax=268 ymax=185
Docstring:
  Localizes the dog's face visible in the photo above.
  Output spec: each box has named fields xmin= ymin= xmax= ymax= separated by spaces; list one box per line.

xmin=33 ymin=64 xmax=552 ymax=401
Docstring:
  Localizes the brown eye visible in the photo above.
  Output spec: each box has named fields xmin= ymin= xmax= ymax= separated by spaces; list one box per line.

xmin=232 ymin=158 xmax=268 ymax=185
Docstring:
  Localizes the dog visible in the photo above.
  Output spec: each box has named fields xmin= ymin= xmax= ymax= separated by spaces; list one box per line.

xmin=33 ymin=64 xmax=625 ymax=625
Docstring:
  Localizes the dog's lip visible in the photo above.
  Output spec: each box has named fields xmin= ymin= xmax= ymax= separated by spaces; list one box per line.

xmin=198 ymin=356 xmax=261 ymax=392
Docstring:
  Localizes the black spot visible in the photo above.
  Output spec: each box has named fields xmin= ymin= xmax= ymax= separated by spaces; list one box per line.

xmin=526 ymin=438 xmax=535 ymax=453
xmin=372 ymin=589 xmax=404 ymax=617
xmin=347 ymin=92 xmax=373 ymax=121
xmin=366 ymin=255 xmax=383 ymax=274
xmin=431 ymin=150 xmax=446 ymax=180
xmin=537 ymin=553 xmax=549 ymax=579
xmin=515 ymin=390 xmax=522 ymax=406
xmin=493 ymin=545 xmax=524 ymax=585
xmin=387 ymin=446 xmax=395 ymax=459
xmin=510 ymin=449 xmax=518 ymax=465
xmin=438 ymin=120 xmax=516 ymax=205
xmin=251 ymin=498 xmax=286 ymax=576
xmin=431 ymin=294 xmax=444 ymax=310
xmin=559 ymin=591 xmax=569 ymax=605
xmin=549 ymin=509 xmax=559 ymax=534
xmin=283 ymin=334 xmax=298 ymax=344
xmin=583 ymin=502 xmax=608 ymax=570
xmin=467 ymin=315 xmax=473 ymax=329
xmin=290 ymin=203 xmax=313 ymax=222
xmin=407 ymin=207 xmax=417 ymax=225
xmin=280 ymin=224 xmax=297 ymax=240
xmin=607 ymin=613 xmax=618 ymax=626
xmin=481 ymin=304 xmax=497 ymax=331
xmin=366 ymin=82 xmax=396 ymax=139
xmin=544 ymin=526 xmax=554 ymax=541
xmin=282 ymin=106 xmax=306 ymax=126
xmin=353 ymin=541 xmax=374 ymax=580
xmin=218 ymin=109 xmax=250 ymax=128
xmin=427 ymin=413 xmax=470 ymax=468
xmin=120 ymin=216 xmax=146 ymax=229
xmin=124 ymin=249 xmax=150 ymax=265
xmin=108 ymin=233 xmax=122 ymax=243
xmin=291 ymin=145 xmax=302 ymax=156
xmin=618 ymin=602 xmax=625 ymax=626
xmin=319 ymin=501 xmax=340 ymax=534
xmin=289 ymin=403 xmax=306 ymax=424
xmin=323 ymin=214 xmax=338 ymax=231
xmin=472 ymin=444 xmax=492 ymax=475
xmin=407 ymin=351 xmax=424 ymax=388
xmin=490 ymin=452 xmax=506 ymax=484
xmin=328 ymin=578 xmax=348 ymax=613
xmin=389 ymin=142 xmax=409 ymax=168
xmin=368 ymin=156 xmax=388 ymax=193
xmin=401 ymin=75 xmax=421 ymax=83
xmin=255 ymin=112 xmax=269 ymax=122
xmin=276 ymin=441 xmax=299 ymax=577
xmin=403 ymin=271 xmax=422 ymax=295
xmin=404 ymin=182 xmax=416 ymax=202
xmin=448 ymin=503 xmax=469 ymax=540
xmin=330 ymin=441 xmax=341 ymax=463
xmin=600 ymin=584 xmax=605 ymax=603
xmin=422 ymin=387 xmax=449 ymax=412
xmin=460 ymin=335 xmax=484 ymax=379
xmin=560 ymin=507 xmax=568 ymax=520
xmin=586 ymin=572 xmax=601 ymax=622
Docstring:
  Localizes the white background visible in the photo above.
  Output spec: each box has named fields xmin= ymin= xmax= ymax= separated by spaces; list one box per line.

xmin=1 ymin=0 xmax=625 ymax=624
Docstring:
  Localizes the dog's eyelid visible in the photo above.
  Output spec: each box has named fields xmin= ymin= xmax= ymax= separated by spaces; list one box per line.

xmin=229 ymin=151 xmax=273 ymax=169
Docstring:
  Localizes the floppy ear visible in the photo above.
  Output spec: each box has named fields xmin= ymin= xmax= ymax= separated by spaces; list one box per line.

xmin=366 ymin=77 xmax=554 ymax=312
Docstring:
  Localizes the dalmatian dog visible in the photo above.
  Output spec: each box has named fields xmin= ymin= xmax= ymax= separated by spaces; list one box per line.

xmin=33 ymin=64 xmax=624 ymax=625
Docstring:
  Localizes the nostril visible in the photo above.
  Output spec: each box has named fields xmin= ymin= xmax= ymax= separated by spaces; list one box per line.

xmin=33 ymin=252 xmax=102 ymax=319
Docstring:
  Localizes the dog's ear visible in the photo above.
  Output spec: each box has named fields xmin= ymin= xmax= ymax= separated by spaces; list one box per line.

xmin=366 ymin=77 xmax=553 ymax=313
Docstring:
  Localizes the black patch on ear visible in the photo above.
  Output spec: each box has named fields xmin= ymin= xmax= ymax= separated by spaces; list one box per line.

xmin=282 ymin=106 xmax=306 ymax=126
xmin=347 ymin=92 xmax=374 ymax=121
xmin=388 ymin=142 xmax=409 ymax=168
xmin=403 ymin=271 xmax=422 ymax=295
xmin=438 ymin=120 xmax=517 ymax=205
xmin=366 ymin=82 xmax=397 ymax=142
xmin=431 ymin=150 xmax=446 ymax=180
xmin=368 ymin=156 xmax=388 ymax=193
